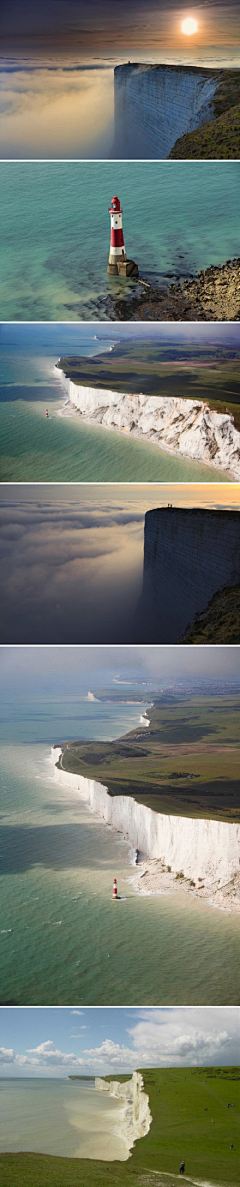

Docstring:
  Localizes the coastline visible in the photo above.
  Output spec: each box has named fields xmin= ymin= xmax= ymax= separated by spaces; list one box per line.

xmin=51 ymin=743 xmax=240 ymax=915
xmin=55 ymin=367 xmax=239 ymax=481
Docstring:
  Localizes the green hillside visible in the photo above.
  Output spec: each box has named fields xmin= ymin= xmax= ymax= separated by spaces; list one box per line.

xmin=58 ymin=693 xmax=240 ymax=822
xmin=169 ymin=103 xmax=240 ymax=159
xmin=1 ymin=1067 xmax=239 ymax=1187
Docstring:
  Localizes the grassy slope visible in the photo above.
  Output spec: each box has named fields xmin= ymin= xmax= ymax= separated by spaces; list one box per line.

xmin=169 ymin=70 xmax=240 ymax=158
xmin=169 ymin=102 xmax=240 ymax=160
xmin=1 ymin=1068 xmax=239 ymax=1187
xmin=59 ymin=694 xmax=240 ymax=822
xmin=180 ymin=584 xmax=240 ymax=644
xmin=57 ymin=342 xmax=240 ymax=433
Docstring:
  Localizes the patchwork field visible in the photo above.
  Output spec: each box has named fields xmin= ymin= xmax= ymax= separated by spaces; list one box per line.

xmin=1 ymin=1067 xmax=239 ymax=1187
xmin=59 ymin=694 xmax=240 ymax=822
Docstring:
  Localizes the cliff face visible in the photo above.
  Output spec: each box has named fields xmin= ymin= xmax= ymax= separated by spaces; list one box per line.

xmin=114 ymin=64 xmax=221 ymax=158
xmin=57 ymin=370 xmax=240 ymax=480
xmin=139 ymin=508 xmax=240 ymax=642
xmin=95 ymin=1073 xmax=151 ymax=1153
xmin=52 ymin=748 xmax=240 ymax=888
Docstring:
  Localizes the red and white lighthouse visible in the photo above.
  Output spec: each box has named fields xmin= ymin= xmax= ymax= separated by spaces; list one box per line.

xmin=112 ymin=877 xmax=118 ymax=899
xmin=107 ymin=195 xmax=138 ymax=278
xmin=108 ymin=196 xmax=126 ymax=274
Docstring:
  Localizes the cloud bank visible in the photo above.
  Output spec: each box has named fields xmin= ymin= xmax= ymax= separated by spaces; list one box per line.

xmin=0 ymin=1008 xmax=238 ymax=1075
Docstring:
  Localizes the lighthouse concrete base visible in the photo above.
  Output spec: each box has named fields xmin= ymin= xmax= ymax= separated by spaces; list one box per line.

xmin=118 ymin=258 xmax=139 ymax=277
xmin=107 ymin=258 xmax=138 ymax=277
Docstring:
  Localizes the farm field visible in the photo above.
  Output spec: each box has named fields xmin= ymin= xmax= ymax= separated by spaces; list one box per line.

xmin=59 ymin=694 xmax=240 ymax=823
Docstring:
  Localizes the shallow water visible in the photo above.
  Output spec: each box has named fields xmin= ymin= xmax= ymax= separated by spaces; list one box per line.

xmin=0 ymin=1078 xmax=127 ymax=1159
xmin=0 ymin=695 xmax=239 ymax=1006
xmin=0 ymin=161 xmax=239 ymax=320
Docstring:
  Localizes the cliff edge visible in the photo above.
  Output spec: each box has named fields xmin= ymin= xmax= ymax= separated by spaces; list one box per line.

xmin=114 ymin=64 xmax=240 ymax=159
xmin=138 ymin=507 xmax=240 ymax=643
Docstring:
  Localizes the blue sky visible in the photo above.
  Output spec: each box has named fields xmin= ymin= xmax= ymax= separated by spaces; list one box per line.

xmin=0 ymin=1007 xmax=239 ymax=1076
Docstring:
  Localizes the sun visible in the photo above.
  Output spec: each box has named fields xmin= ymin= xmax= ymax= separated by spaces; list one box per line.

xmin=181 ymin=17 xmax=198 ymax=36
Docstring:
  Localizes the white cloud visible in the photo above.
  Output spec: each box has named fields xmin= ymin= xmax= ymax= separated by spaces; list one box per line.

xmin=126 ymin=1008 xmax=237 ymax=1068
xmin=82 ymin=1039 xmax=136 ymax=1072
xmin=0 ymin=1047 xmax=15 ymax=1063
xmin=26 ymin=1040 xmax=84 ymax=1067
xmin=71 ymin=1010 xmax=84 ymax=1016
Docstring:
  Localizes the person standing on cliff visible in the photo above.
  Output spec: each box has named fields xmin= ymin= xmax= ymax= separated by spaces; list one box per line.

xmin=179 ymin=1161 xmax=185 ymax=1174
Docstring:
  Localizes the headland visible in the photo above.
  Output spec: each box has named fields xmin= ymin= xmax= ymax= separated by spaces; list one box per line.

xmin=51 ymin=691 xmax=240 ymax=913
xmin=56 ymin=338 xmax=240 ymax=480
xmin=114 ymin=64 xmax=240 ymax=159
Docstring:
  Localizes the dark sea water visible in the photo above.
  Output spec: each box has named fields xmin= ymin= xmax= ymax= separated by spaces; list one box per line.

xmin=0 ymin=161 xmax=239 ymax=320
xmin=0 ymin=325 xmax=226 ymax=482
xmin=0 ymin=692 xmax=239 ymax=1007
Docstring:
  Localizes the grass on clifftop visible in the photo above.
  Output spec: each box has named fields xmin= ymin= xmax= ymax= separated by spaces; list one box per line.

xmin=169 ymin=70 xmax=240 ymax=158
xmin=180 ymin=583 xmax=240 ymax=644
xmin=1 ymin=1068 xmax=239 ymax=1187
xmin=59 ymin=694 xmax=240 ymax=823
xmin=169 ymin=103 xmax=240 ymax=159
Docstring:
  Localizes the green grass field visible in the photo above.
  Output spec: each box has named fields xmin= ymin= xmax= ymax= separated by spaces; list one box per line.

xmin=59 ymin=694 xmax=240 ymax=822
xmin=57 ymin=341 xmax=240 ymax=433
xmin=1 ymin=1068 xmax=239 ymax=1187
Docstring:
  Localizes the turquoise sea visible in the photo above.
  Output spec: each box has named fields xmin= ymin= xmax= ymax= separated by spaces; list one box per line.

xmin=0 ymin=325 xmax=227 ymax=482
xmin=0 ymin=162 xmax=239 ymax=320
xmin=0 ymin=1078 xmax=126 ymax=1159
xmin=0 ymin=692 xmax=239 ymax=1007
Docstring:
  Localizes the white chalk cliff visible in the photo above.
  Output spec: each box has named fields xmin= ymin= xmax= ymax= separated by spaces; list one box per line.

xmin=56 ymin=370 xmax=240 ymax=480
xmin=113 ymin=64 xmax=221 ymax=158
xmin=52 ymin=748 xmax=240 ymax=892
xmin=95 ymin=1073 xmax=151 ymax=1154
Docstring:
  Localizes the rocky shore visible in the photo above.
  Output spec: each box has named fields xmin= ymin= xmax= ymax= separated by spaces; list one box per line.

xmin=132 ymin=858 xmax=240 ymax=913
xmin=107 ymin=258 xmax=240 ymax=322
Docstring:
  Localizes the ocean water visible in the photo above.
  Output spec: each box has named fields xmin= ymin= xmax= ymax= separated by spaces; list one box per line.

xmin=0 ymin=694 xmax=239 ymax=1007
xmin=0 ymin=326 xmax=226 ymax=483
xmin=0 ymin=1078 xmax=127 ymax=1159
xmin=0 ymin=161 xmax=239 ymax=320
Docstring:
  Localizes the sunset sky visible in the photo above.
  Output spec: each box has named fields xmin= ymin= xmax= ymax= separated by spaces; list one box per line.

xmin=1 ymin=2 xmax=240 ymax=59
